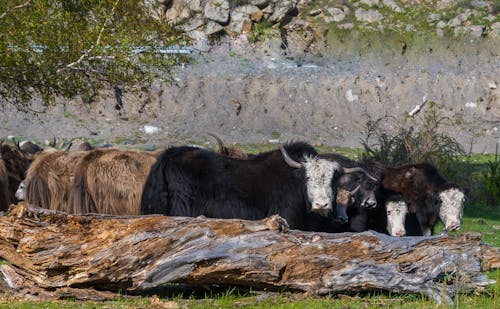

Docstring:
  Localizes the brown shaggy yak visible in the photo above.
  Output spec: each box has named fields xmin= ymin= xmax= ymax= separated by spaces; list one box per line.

xmin=24 ymin=150 xmax=88 ymax=212
xmin=68 ymin=148 xmax=160 ymax=215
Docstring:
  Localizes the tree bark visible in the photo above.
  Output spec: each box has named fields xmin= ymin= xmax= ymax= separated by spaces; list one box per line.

xmin=0 ymin=203 xmax=499 ymax=304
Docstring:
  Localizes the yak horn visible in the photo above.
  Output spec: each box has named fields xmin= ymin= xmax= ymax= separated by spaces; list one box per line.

xmin=343 ymin=167 xmax=378 ymax=182
xmin=64 ymin=142 xmax=73 ymax=152
xmin=280 ymin=145 xmax=302 ymax=169
xmin=207 ymin=132 xmax=224 ymax=153
xmin=349 ymin=184 xmax=361 ymax=196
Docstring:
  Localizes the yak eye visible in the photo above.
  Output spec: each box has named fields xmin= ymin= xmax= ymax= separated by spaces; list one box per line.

xmin=387 ymin=210 xmax=392 ymax=215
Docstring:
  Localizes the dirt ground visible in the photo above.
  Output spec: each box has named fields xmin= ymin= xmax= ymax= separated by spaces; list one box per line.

xmin=1 ymin=33 xmax=499 ymax=153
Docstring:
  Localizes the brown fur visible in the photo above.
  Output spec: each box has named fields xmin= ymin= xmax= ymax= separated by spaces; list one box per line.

xmin=0 ymin=144 xmax=33 ymax=211
xmin=68 ymin=148 xmax=159 ymax=215
xmin=0 ymin=159 xmax=10 ymax=211
xmin=24 ymin=151 xmax=87 ymax=211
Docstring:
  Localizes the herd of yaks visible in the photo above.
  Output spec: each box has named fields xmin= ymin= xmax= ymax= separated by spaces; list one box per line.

xmin=0 ymin=134 xmax=465 ymax=237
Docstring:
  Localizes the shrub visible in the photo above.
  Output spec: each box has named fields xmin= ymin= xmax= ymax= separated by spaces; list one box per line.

xmin=361 ymin=101 xmax=465 ymax=178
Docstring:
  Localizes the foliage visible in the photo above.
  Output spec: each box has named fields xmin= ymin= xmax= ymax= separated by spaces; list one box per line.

xmin=361 ymin=101 xmax=465 ymax=177
xmin=0 ymin=0 xmax=188 ymax=108
xmin=248 ymin=20 xmax=275 ymax=43
xmin=482 ymin=144 xmax=500 ymax=205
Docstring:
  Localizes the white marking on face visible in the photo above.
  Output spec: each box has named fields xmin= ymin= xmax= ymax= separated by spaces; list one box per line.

xmin=303 ymin=157 xmax=340 ymax=215
xmin=386 ymin=199 xmax=408 ymax=237
xmin=15 ymin=180 xmax=25 ymax=201
xmin=439 ymin=188 xmax=465 ymax=231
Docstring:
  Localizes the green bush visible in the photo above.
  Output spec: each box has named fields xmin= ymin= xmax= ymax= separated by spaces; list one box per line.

xmin=483 ymin=145 xmax=500 ymax=205
xmin=361 ymin=101 xmax=465 ymax=178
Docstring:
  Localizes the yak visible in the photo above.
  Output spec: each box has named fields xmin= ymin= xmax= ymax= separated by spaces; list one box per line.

xmin=381 ymin=163 xmax=465 ymax=236
xmin=68 ymin=148 xmax=160 ymax=215
xmin=140 ymin=142 xmax=373 ymax=230
xmin=23 ymin=150 xmax=88 ymax=211
xmin=0 ymin=143 xmax=35 ymax=211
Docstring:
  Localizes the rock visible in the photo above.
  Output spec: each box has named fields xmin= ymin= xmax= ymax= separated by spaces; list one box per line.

xmin=309 ymin=8 xmax=322 ymax=16
xmin=204 ymin=0 xmax=230 ymax=24
xmin=360 ymin=0 xmax=380 ymax=7
xmin=427 ymin=13 xmax=441 ymax=23
xmin=436 ymin=21 xmax=447 ymax=29
xmin=491 ymin=22 xmax=500 ymax=37
xmin=250 ymin=0 xmax=271 ymax=8
xmin=437 ymin=0 xmax=455 ymax=10
xmin=346 ymin=89 xmax=358 ymax=102
xmin=142 ymin=0 xmax=167 ymax=20
xmin=355 ymin=8 xmax=383 ymax=23
xmin=382 ymin=0 xmax=404 ymax=13
xmin=489 ymin=82 xmax=498 ymax=90
xmin=164 ymin=0 xmax=192 ymax=24
xmin=180 ymin=16 xmax=205 ymax=32
xmin=143 ymin=125 xmax=160 ymax=135
xmin=338 ymin=23 xmax=354 ymax=29
xmin=205 ymin=20 xmax=225 ymax=35
xmin=470 ymin=0 xmax=492 ymax=9
xmin=448 ymin=12 xmax=471 ymax=28
xmin=326 ymin=7 xmax=346 ymax=22
xmin=269 ymin=0 xmax=297 ymax=24
xmin=187 ymin=0 xmax=203 ymax=12
xmin=468 ymin=25 xmax=486 ymax=38
xmin=228 ymin=5 xmax=262 ymax=34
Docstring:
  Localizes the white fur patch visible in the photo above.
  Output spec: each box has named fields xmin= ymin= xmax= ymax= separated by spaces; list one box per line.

xmin=386 ymin=199 xmax=408 ymax=237
xmin=15 ymin=180 xmax=25 ymax=201
xmin=439 ymin=188 xmax=465 ymax=231
xmin=304 ymin=157 xmax=341 ymax=214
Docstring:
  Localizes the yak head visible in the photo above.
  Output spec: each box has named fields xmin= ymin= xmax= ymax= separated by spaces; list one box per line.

xmin=438 ymin=184 xmax=465 ymax=232
xmin=385 ymin=197 xmax=408 ymax=237
xmin=279 ymin=145 xmax=377 ymax=223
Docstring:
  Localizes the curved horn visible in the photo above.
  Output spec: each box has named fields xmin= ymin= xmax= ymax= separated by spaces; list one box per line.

xmin=343 ymin=167 xmax=378 ymax=182
xmin=64 ymin=142 xmax=73 ymax=152
xmin=50 ymin=136 xmax=57 ymax=148
xmin=349 ymin=184 xmax=361 ymax=196
xmin=207 ymin=132 xmax=224 ymax=153
xmin=279 ymin=144 xmax=302 ymax=169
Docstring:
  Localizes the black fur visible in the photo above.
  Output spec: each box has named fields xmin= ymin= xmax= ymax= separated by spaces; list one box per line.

xmin=141 ymin=142 xmax=321 ymax=229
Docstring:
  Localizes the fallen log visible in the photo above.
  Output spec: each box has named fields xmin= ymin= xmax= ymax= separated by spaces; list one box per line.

xmin=0 ymin=203 xmax=498 ymax=304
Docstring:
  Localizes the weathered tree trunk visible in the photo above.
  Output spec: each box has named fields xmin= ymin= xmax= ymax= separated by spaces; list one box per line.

xmin=0 ymin=203 xmax=499 ymax=304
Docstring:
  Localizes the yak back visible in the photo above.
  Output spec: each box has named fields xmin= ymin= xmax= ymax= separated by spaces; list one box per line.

xmin=69 ymin=148 xmax=159 ymax=215
xmin=25 ymin=151 xmax=86 ymax=211
xmin=140 ymin=141 xmax=317 ymax=228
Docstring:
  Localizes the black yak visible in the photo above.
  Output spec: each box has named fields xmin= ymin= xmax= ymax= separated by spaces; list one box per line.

xmin=140 ymin=142 xmax=373 ymax=229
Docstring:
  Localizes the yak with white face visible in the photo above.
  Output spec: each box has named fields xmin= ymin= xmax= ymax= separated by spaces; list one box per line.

xmin=438 ymin=186 xmax=465 ymax=232
xmin=385 ymin=197 xmax=408 ymax=237
xmin=303 ymin=157 xmax=339 ymax=216
xmin=15 ymin=180 xmax=25 ymax=201
xmin=141 ymin=142 xmax=375 ymax=230
xmin=382 ymin=163 xmax=465 ymax=236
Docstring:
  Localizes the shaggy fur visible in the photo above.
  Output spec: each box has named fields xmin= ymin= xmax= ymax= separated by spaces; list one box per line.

xmin=24 ymin=150 xmax=87 ymax=211
xmin=140 ymin=142 xmax=333 ymax=229
xmin=68 ymin=148 xmax=159 ymax=215
xmin=0 ymin=144 xmax=33 ymax=211
xmin=381 ymin=163 xmax=464 ymax=235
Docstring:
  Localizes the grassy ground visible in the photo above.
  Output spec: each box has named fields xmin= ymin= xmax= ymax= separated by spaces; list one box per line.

xmin=1 ymin=147 xmax=498 ymax=308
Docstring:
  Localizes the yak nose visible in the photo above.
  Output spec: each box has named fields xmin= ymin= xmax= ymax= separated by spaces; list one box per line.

xmin=313 ymin=203 xmax=329 ymax=210
xmin=447 ymin=224 xmax=461 ymax=231
xmin=363 ymin=199 xmax=377 ymax=209
xmin=395 ymin=230 xmax=406 ymax=237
